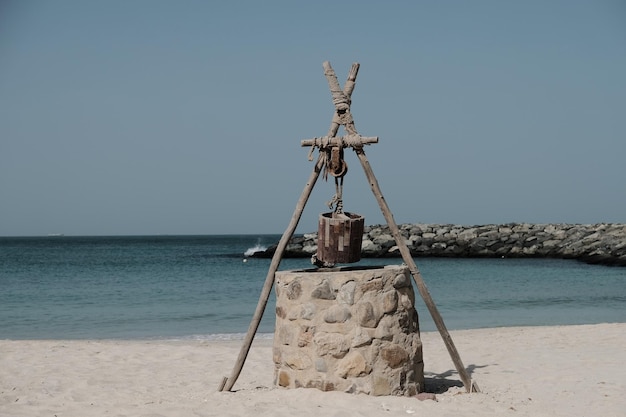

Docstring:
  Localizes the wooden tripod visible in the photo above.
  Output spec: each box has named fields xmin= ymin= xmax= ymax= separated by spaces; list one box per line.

xmin=218 ymin=61 xmax=479 ymax=394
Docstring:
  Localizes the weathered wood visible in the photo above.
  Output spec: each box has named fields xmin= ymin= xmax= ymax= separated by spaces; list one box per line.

xmin=319 ymin=60 xmax=478 ymax=393
xmin=353 ymin=147 xmax=479 ymax=393
xmin=317 ymin=212 xmax=364 ymax=264
xmin=323 ymin=62 xmax=359 ymax=136
xmin=301 ymin=135 xmax=378 ymax=148
xmin=219 ymin=155 xmax=324 ymax=392
xmin=219 ymin=63 xmax=362 ymax=392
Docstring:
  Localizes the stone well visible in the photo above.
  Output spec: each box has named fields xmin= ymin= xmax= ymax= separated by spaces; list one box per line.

xmin=273 ymin=265 xmax=424 ymax=396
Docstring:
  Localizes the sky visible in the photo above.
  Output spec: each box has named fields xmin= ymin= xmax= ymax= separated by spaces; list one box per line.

xmin=1 ymin=1 xmax=625 ymax=236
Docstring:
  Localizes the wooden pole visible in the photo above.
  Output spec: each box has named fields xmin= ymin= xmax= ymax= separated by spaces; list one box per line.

xmin=219 ymin=62 xmax=361 ymax=392
xmin=354 ymin=147 xmax=480 ymax=393
xmin=219 ymin=155 xmax=325 ymax=391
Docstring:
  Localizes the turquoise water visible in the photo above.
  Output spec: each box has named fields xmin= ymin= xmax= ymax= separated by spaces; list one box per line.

xmin=1 ymin=235 xmax=624 ymax=340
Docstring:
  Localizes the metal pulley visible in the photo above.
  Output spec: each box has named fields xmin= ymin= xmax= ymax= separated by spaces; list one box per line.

xmin=328 ymin=147 xmax=347 ymax=177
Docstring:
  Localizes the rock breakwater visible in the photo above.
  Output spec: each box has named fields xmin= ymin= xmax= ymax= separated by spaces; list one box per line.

xmin=254 ymin=223 xmax=626 ymax=266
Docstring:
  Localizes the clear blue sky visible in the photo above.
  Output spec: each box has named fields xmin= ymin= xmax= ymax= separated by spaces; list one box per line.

xmin=1 ymin=1 xmax=625 ymax=236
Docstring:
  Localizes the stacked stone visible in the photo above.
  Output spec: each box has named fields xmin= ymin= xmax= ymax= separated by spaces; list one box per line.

xmin=273 ymin=265 xmax=424 ymax=396
xmin=258 ymin=223 xmax=626 ymax=266
xmin=371 ymin=223 xmax=626 ymax=266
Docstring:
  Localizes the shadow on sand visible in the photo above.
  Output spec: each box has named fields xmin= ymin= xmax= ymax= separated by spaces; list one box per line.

xmin=424 ymin=363 xmax=489 ymax=394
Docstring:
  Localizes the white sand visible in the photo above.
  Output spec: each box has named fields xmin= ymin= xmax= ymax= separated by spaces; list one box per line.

xmin=1 ymin=323 xmax=624 ymax=417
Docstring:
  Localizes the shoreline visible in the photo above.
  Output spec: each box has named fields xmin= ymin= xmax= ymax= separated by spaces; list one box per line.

xmin=5 ymin=321 xmax=622 ymax=340
xmin=2 ymin=323 xmax=624 ymax=417
xmin=5 ymin=317 xmax=626 ymax=343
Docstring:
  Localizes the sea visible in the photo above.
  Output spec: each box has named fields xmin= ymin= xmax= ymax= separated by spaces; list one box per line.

xmin=1 ymin=235 xmax=625 ymax=341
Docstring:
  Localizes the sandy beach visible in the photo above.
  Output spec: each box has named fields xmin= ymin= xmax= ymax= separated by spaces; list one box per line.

xmin=1 ymin=323 xmax=624 ymax=417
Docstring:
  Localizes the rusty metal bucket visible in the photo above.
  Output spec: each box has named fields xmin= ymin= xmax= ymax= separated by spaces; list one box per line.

xmin=317 ymin=212 xmax=364 ymax=264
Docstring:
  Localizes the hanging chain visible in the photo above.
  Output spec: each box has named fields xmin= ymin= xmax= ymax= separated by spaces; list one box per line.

xmin=325 ymin=146 xmax=347 ymax=214
xmin=326 ymin=175 xmax=345 ymax=214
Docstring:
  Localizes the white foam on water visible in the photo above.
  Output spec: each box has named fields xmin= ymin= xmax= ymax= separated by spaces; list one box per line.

xmin=244 ymin=239 xmax=268 ymax=257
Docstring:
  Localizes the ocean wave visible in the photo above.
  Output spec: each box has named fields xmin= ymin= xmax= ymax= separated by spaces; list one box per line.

xmin=244 ymin=243 xmax=267 ymax=257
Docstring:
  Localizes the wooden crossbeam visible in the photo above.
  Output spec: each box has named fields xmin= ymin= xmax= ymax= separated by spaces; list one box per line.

xmin=301 ymin=135 xmax=378 ymax=148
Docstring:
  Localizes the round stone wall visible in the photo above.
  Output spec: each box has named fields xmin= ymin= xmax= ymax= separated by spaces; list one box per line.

xmin=273 ymin=265 xmax=424 ymax=396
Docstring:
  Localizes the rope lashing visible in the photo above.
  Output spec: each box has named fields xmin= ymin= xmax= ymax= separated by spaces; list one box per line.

xmin=325 ymin=65 xmax=351 ymax=111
